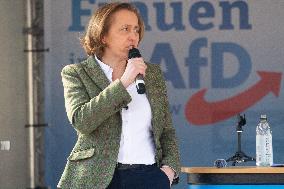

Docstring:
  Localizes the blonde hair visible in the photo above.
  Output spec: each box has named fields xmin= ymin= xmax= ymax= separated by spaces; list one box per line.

xmin=81 ymin=2 xmax=145 ymax=58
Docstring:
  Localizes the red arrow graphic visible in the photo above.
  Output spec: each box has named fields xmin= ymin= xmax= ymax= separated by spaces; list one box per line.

xmin=185 ymin=71 xmax=282 ymax=126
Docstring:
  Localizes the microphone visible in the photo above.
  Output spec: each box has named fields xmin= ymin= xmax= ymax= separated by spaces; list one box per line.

xmin=128 ymin=48 xmax=146 ymax=94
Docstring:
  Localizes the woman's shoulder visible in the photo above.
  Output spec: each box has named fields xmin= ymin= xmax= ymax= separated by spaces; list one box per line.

xmin=61 ymin=58 xmax=89 ymax=74
xmin=145 ymin=62 xmax=160 ymax=68
xmin=145 ymin=62 xmax=163 ymax=75
xmin=145 ymin=62 xmax=162 ymax=71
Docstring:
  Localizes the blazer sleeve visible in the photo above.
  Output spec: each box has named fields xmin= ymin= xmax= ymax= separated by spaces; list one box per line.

xmin=61 ymin=64 xmax=132 ymax=135
xmin=155 ymin=65 xmax=181 ymax=177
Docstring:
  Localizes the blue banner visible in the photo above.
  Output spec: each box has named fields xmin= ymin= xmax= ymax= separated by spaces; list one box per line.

xmin=44 ymin=1 xmax=284 ymax=188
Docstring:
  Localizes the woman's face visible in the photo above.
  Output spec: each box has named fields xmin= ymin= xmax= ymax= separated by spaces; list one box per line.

xmin=102 ymin=9 xmax=140 ymax=60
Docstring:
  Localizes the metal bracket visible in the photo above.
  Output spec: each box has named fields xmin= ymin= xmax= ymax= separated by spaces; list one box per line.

xmin=24 ymin=48 xmax=49 ymax=53
xmin=25 ymin=123 xmax=48 ymax=128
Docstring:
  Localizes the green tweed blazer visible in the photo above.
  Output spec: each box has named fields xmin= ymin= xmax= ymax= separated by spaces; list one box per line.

xmin=57 ymin=56 xmax=180 ymax=189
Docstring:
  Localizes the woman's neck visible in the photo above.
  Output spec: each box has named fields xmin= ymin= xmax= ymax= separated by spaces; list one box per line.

xmin=101 ymin=54 xmax=127 ymax=80
xmin=102 ymin=54 xmax=126 ymax=70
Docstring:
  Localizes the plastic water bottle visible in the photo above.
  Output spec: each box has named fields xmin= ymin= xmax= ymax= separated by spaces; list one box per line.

xmin=256 ymin=114 xmax=273 ymax=166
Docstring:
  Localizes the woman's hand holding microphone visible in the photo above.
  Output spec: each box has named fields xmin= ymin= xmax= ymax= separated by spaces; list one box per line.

xmin=120 ymin=57 xmax=147 ymax=88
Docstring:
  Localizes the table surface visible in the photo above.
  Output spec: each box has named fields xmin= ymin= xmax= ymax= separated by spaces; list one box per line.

xmin=181 ymin=166 xmax=284 ymax=174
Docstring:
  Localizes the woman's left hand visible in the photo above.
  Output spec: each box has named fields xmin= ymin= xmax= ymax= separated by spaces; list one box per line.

xmin=160 ymin=166 xmax=175 ymax=185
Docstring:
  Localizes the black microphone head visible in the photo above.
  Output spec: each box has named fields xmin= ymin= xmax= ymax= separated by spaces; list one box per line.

xmin=128 ymin=48 xmax=141 ymax=59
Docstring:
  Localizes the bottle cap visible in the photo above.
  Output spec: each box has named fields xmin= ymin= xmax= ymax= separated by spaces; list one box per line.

xmin=260 ymin=114 xmax=267 ymax=120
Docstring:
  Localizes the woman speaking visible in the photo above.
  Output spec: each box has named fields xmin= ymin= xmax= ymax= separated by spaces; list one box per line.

xmin=57 ymin=2 xmax=180 ymax=189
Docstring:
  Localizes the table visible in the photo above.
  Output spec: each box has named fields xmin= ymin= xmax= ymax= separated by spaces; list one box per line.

xmin=181 ymin=166 xmax=284 ymax=189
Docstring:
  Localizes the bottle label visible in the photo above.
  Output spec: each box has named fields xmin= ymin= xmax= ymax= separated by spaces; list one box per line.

xmin=256 ymin=134 xmax=273 ymax=166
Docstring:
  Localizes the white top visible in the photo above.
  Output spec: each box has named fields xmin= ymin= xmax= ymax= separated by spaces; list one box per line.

xmin=95 ymin=56 xmax=156 ymax=165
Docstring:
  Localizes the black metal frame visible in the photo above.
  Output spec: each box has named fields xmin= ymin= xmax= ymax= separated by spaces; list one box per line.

xmin=226 ymin=114 xmax=256 ymax=166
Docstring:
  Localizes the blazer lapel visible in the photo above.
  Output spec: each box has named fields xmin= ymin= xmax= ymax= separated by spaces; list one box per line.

xmin=144 ymin=64 xmax=158 ymax=124
xmin=82 ymin=56 xmax=110 ymax=91
xmin=144 ymin=65 xmax=152 ymax=97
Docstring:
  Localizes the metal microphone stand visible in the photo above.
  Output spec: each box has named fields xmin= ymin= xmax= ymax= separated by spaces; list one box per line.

xmin=226 ymin=114 xmax=256 ymax=166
